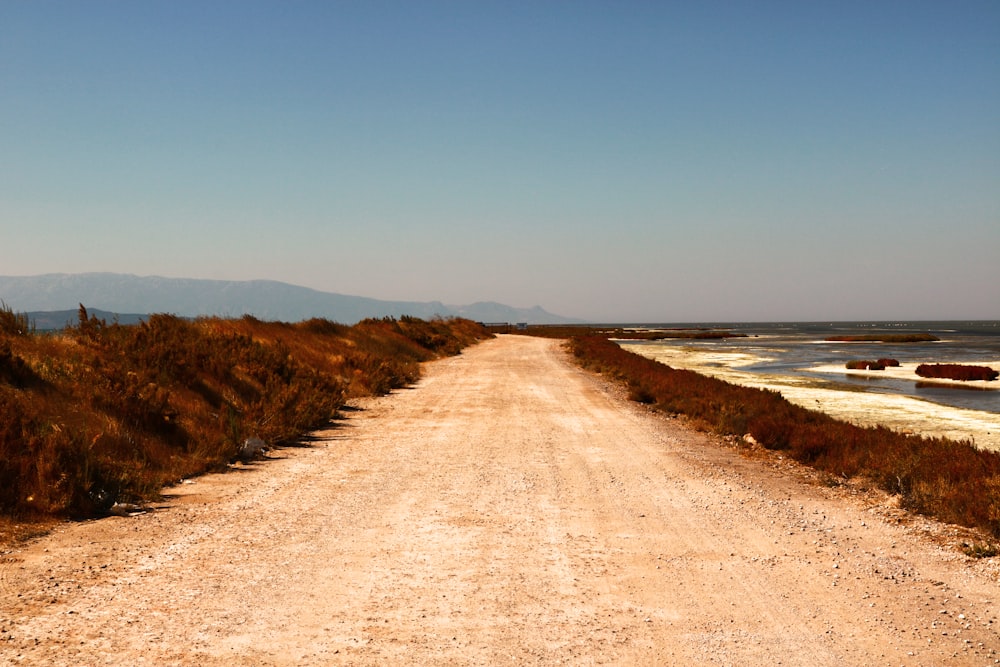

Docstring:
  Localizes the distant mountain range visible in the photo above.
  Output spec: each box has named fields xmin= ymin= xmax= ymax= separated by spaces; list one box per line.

xmin=0 ymin=273 xmax=581 ymax=327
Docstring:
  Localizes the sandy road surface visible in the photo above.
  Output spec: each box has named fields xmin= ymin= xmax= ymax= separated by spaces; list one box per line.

xmin=2 ymin=335 xmax=999 ymax=665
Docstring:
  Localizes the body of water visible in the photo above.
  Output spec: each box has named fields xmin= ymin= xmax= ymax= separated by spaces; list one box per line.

xmin=617 ymin=321 xmax=1000 ymax=449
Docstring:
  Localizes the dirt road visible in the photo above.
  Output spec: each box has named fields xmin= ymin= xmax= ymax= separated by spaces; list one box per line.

xmin=2 ymin=335 xmax=998 ymax=665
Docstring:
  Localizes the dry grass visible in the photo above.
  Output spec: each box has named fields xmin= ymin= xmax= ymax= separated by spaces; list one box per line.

xmin=567 ymin=334 xmax=1000 ymax=537
xmin=0 ymin=305 xmax=489 ymax=520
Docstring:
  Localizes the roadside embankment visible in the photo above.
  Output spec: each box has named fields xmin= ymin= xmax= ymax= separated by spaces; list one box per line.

xmin=0 ymin=306 xmax=489 ymax=525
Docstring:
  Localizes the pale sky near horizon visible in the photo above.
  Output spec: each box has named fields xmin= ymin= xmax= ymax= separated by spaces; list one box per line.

xmin=2 ymin=1 xmax=998 ymax=322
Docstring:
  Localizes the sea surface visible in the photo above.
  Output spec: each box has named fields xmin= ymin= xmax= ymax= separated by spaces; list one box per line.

xmin=617 ymin=321 xmax=1000 ymax=449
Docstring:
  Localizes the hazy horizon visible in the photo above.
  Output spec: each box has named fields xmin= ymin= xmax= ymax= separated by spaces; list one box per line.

xmin=2 ymin=3 xmax=997 ymax=322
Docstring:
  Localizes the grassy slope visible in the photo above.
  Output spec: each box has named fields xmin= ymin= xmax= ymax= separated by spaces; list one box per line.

xmin=0 ymin=306 xmax=488 ymax=520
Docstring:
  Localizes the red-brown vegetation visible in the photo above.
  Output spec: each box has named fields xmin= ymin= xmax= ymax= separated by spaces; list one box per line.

xmin=616 ymin=330 xmax=748 ymax=341
xmin=0 ymin=305 xmax=488 ymax=520
xmin=826 ymin=333 xmax=939 ymax=343
xmin=846 ymin=360 xmax=885 ymax=370
xmin=568 ymin=335 xmax=1000 ymax=537
xmin=916 ymin=364 xmax=999 ymax=382
xmin=844 ymin=359 xmax=898 ymax=370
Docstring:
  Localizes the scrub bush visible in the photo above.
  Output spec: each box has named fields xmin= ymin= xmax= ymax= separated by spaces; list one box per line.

xmin=846 ymin=360 xmax=885 ymax=370
xmin=916 ymin=364 xmax=998 ymax=382
xmin=568 ymin=335 xmax=1000 ymax=537
xmin=0 ymin=310 xmax=489 ymax=520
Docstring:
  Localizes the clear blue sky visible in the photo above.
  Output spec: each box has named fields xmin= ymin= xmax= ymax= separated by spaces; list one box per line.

xmin=2 ymin=1 xmax=998 ymax=322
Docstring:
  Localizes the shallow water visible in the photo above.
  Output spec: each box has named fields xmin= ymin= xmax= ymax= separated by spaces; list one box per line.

xmin=616 ymin=321 xmax=1000 ymax=451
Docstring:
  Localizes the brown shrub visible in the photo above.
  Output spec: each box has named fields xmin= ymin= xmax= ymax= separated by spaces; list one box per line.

xmin=0 ymin=302 xmax=33 ymax=337
xmin=846 ymin=360 xmax=887 ymax=370
xmin=0 ymin=313 xmax=489 ymax=520
xmin=916 ymin=364 xmax=998 ymax=382
xmin=567 ymin=335 xmax=1000 ymax=536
